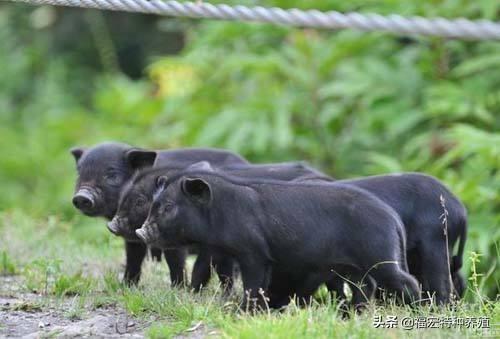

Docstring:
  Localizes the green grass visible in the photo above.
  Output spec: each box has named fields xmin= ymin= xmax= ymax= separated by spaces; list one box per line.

xmin=0 ymin=210 xmax=498 ymax=338
xmin=53 ymin=272 xmax=95 ymax=297
xmin=1 ymin=250 xmax=16 ymax=275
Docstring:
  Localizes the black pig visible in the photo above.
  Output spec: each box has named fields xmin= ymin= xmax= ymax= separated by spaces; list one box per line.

xmin=70 ymin=142 xmax=247 ymax=286
xmin=266 ymin=172 xmax=467 ymax=305
xmin=137 ymin=171 xmax=421 ymax=310
xmin=337 ymin=173 xmax=467 ymax=304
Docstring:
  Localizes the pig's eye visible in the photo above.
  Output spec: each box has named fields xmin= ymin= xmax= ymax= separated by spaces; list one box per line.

xmin=105 ymin=172 xmax=122 ymax=185
xmin=160 ymin=201 xmax=175 ymax=214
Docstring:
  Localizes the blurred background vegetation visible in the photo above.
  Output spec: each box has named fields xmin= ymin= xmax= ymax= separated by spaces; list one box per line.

xmin=0 ymin=1 xmax=498 ymax=298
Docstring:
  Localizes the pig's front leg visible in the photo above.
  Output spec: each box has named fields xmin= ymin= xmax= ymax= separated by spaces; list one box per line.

xmin=163 ymin=247 xmax=187 ymax=287
xmin=239 ymin=257 xmax=272 ymax=312
xmin=190 ymin=246 xmax=212 ymax=292
xmin=124 ymin=241 xmax=147 ymax=285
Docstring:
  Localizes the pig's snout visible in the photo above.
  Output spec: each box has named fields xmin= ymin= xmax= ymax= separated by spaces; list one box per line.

xmin=72 ymin=189 xmax=95 ymax=212
xmin=107 ymin=216 xmax=129 ymax=236
xmin=136 ymin=220 xmax=159 ymax=244
xmin=135 ymin=228 xmax=148 ymax=243
xmin=107 ymin=217 xmax=121 ymax=236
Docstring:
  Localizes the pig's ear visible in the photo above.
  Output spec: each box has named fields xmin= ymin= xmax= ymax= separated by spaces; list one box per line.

xmin=70 ymin=147 xmax=85 ymax=163
xmin=155 ymin=176 xmax=168 ymax=189
xmin=187 ymin=161 xmax=214 ymax=172
xmin=126 ymin=149 xmax=157 ymax=170
xmin=181 ymin=177 xmax=212 ymax=204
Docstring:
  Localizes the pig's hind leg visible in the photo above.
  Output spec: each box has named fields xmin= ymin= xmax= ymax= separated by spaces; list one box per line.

xmin=452 ymin=271 xmax=466 ymax=299
xmin=327 ymin=269 xmax=376 ymax=312
xmin=370 ymin=263 xmax=421 ymax=305
xmin=325 ymin=275 xmax=347 ymax=301
xmin=349 ymin=273 xmax=377 ymax=311
xmin=212 ymin=251 xmax=235 ymax=294
xmin=239 ymin=258 xmax=272 ymax=312
xmin=418 ymin=238 xmax=452 ymax=305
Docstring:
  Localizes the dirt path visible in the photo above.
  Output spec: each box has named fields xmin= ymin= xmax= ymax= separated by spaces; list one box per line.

xmin=0 ymin=276 xmax=145 ymax=338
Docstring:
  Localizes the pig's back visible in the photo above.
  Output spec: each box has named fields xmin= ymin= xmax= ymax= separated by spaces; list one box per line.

xmin=154 ymin=148 xmax=248 ymax=167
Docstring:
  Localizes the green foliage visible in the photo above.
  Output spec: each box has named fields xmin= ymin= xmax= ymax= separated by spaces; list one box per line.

xmin=147 ymin=323 xmax=185 ymax=339
xmin=23 ymin=258 xmax=62 ymax=294
xmin=23 ymin=259 xmax=94 ymax=298
xmin=102 ymin=270 xmax=124 ymax=294
xmin=0 ymin=0 xmax=498 ymax=301
xmin=65 ymin=295 xmax=88 ymax=320
xmin=1 ymin=250 xmax=16 ymax=275
xmin=53 ymin=271 xmax=95 ymax=297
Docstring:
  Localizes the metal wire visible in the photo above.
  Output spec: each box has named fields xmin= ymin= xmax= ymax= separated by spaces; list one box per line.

xmin=6 ymin=0 xmax=500 ymax=40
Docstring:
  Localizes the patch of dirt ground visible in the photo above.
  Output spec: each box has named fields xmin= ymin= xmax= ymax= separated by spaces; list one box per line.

xmin=0 ymin=276 xmax=145 ymax=338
